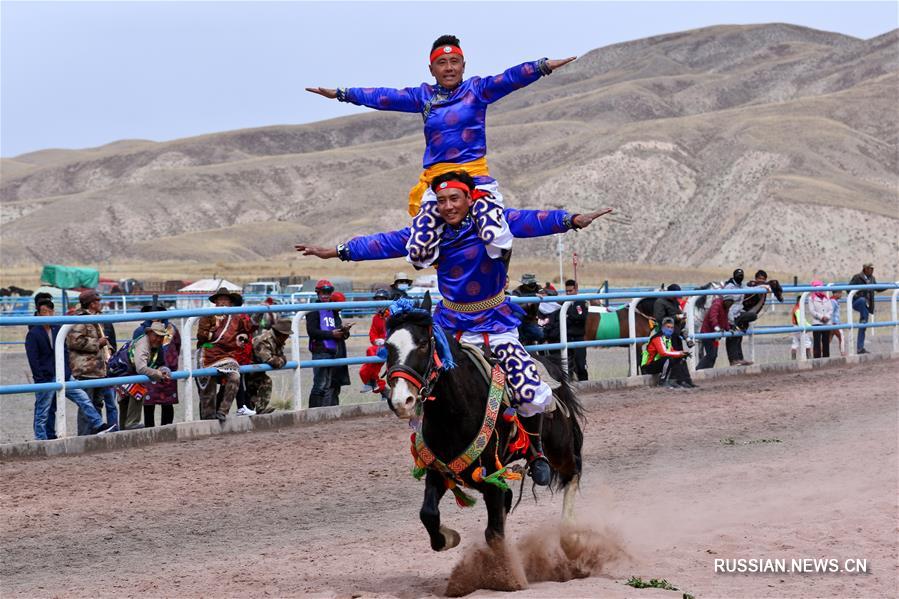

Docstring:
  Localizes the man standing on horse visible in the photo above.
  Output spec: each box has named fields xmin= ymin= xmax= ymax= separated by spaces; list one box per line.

xmin=296 ymin=170 xmax=610 ymax=484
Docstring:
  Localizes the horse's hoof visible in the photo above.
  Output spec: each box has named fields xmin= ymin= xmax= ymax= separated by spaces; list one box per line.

xmin=438 ymin=526 xmax=461 ymax=551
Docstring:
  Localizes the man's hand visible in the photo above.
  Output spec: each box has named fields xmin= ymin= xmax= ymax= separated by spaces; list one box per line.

xmin=306 ymin=87 xmax=338 ymax=99
xmin=332 ymin=329 xmax=348 ymax=340
xmin=295 ymin=244 xmax=338 ymax=259
xmin=98 ymin=338 xmax=109 ymax=348
xmin=573 ymin=208 xmax=613 ymax=229
xmin=159 ymin=366 xmax=172 ymax=382
xmin=547 ymin=57 xmax=577 ymax=71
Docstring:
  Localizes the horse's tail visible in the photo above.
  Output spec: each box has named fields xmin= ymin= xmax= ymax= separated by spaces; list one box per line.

xmin=548 ymin=378 xmax=585 ymax=492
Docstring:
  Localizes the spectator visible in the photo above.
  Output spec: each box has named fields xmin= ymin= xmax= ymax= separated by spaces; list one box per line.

xmin=327 ymin=292 xmax=352 ymax=405
xmin=68 ymin=290 xmax=118 ymax=435
xmin=564 ymin=279 xmax=589 ymax=381
xmin=828 ymin=290 xmax=846 ymax=357
xmin=195 ymin=287 xmax=252 ymax=422
xmin=359 ymin=289 xmax=390 ymax=398
xmin=723 ymin=269 xmax=751 ymax=366
xmin=306 ymin=280 xmax=351 ymax=408
xmin=808 ymin=280 xmax=833 ymax=359
xmin=640 ymin=317 xmax=696 ymax=388
xmin=512 ymin=273 xmax=544 ymax=346
xmin=653 ymin=284 xmax=688 ymax=351
xmin=697 ymin=295 xmax=734 ymax=370
xmin=790 ymin=294 xmax=812 ymax=360
xmin=388 ymin=272 xmax=413 ymax=300
xmin=132 ymin=309 xmax=181 ymax=427
xmin=119 ymin=321 xmax=173 ymax=429
xmin=245 ymin=319 xmax=292 ymax=415
xmin=26 ymin=300 xmax=115 ymax=439
xmin=252 ymin=297 xmax=277 ymax=331
xmin=223 ymin=310 xmax=258 ymax=417
xmin=539 ymin=299 xmax=563 ymax=357
xmin=849 ymin=263 xmax=880 ymax=354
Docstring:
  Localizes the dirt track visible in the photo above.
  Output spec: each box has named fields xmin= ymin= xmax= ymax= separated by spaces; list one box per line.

xmin=2 ymin=361 xmax=897 ymax=598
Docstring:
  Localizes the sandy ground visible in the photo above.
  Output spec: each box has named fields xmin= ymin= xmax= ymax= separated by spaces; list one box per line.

xmin=1 ymin=361 xmax=896 ymax=599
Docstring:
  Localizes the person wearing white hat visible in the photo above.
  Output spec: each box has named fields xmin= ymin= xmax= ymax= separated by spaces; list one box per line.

xmin=389 ymin=272 xmax=413 ymax=300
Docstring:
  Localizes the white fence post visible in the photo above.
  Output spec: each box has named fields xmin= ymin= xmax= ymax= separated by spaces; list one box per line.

xmin=798 ymin=292 xmax=810 ymax=361
xmin=559 ymin=301 xmax=571 ymax=376
xmin=290 ymin=311 xmax=307 ymax=411
xmin=845 ymin=290 xmax=857 ymax=356
xmin=628 ymin=297 xmax=640 ymax=377
xmin=891 ymin=288 xmax=898 ymax=354
xmin=53 ymin=324 xmax=74 ymax=437
xmin=180 ymin=317 xmax=197 ymax=422
xmin=685 ymin=296 xmax=698 ymax=372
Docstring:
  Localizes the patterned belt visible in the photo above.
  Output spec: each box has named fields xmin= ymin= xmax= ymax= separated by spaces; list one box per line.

xmin=441 ymin=291 xmax=506 ymax=313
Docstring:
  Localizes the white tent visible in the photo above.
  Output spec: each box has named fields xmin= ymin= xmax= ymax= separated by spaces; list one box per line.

xmin=176 ymin=279 xmax=241 ymax=310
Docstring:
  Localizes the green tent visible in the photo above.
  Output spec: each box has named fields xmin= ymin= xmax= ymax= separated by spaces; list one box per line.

xmin=40 ymin=265 xmax=100 ymax=290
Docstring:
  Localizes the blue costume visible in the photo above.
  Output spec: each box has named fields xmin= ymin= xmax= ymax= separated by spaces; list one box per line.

xmin=338 ymin=207 xmax=576 ymax=416
xmin=338 ymin=59 xmax=550 ymax=169
xmin=337 ymin=59 xmax=553 ymax=269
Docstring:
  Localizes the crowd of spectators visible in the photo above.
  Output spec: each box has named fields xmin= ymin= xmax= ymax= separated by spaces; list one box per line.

xmin=23 ymin=261 xmax=887 ymax=439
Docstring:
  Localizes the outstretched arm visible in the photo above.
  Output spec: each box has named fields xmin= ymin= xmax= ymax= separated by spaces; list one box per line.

xmin=474 ymin=57 xmax=576 ymax=103
xmin=505 ymin=207 xmax=612 ymax=238
xmin=296 ymin=228 xmax=411 ymax=262
xmin=306 ymin=85 xmax=423 ymax=113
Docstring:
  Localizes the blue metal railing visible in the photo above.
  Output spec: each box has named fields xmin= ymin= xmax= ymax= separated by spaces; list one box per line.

xmin=1 ymin=284 xmax=896 ymax=442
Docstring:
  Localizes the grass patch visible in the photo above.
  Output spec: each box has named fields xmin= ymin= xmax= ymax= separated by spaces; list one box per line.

xmin=625 ymin=576 xmax=694 ymax=598
xmin=721 ymin=438 xmax=782 ymax=445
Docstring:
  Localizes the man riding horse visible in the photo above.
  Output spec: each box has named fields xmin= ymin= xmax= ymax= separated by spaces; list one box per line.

xmin=296 ymin=170 xmax=610 ymax=485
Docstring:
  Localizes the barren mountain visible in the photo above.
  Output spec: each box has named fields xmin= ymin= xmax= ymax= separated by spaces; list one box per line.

xmin=1 ymin=23 xmax=897 ymax=279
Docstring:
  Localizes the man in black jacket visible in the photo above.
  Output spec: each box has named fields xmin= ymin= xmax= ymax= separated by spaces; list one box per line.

xmin=849 ymin=262 xmax=882 ymax=354
xmin=564 ymin=279 xmax=589 ymax=380
xmin=304 ymin=280 xmax=351 ymax=407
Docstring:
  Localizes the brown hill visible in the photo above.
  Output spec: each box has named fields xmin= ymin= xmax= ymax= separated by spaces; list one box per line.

xmin=1 ymin=23 xmax=897 ymax=280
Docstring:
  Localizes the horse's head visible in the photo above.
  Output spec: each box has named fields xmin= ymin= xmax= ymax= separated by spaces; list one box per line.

xmin=384 ymin=293 xmax=436 ymax=419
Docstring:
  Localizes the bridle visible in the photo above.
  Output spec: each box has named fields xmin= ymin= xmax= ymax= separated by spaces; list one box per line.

xmin=385 ymin=327 xmax=443 ymax=411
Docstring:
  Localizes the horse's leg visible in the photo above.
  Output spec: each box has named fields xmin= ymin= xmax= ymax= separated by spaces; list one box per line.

xmin=483 ymin=485 xmax=508 ymax=548
xmin=562 ymin=474 xmax=580 ymax=523
xmin=420 ymin=469 xmax=460 ymax=552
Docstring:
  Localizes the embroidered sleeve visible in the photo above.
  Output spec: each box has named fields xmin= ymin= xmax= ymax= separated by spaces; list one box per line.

xmin=504 ymin=208 xmax=570 ymax=238
xmin=472 ymin=60 xmax=547 ymax=104
xmin=342 ymin=86 xmax=424 ymax=113
xmin=344 ymin=228 xmax=412 ymax=261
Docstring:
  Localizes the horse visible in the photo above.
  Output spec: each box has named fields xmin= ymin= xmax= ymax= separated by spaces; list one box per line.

xmin=583 ymin=304 xmax=652 ymax=368
xmin=384 ymin=293 xmax=585 ymax=551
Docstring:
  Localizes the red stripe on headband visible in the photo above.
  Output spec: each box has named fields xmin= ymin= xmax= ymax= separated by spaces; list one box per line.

xmin=435 ymin=180 xmax=491 ymax=201
xmin=430 ymin=45 xmax=464 ymax=64
xmin=435 ymin=180 xmax=470 ymax=194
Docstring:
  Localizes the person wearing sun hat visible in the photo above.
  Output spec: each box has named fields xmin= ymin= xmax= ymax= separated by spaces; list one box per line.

xmin=245 ymin=319 xmax=293 ymax=415
xmin=195 ymin=286 xmax=253 ymax=422
xmin=306 ymin=35 xmax=576 ymax=269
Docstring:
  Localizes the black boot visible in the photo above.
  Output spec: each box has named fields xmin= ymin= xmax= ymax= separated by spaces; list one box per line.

xmin=524 ymin=414 xmax=552 ymax=486
xmin=308 ymin=393 xmax=326 ymax=409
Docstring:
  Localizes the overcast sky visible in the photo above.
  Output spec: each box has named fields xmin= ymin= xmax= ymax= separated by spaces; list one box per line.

xmin=2 ymin=1 xmax=896 ymax=157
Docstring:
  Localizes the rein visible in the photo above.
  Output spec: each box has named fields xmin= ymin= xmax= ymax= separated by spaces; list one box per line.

xmin=385 ymin=330 xmax=442 ymax=401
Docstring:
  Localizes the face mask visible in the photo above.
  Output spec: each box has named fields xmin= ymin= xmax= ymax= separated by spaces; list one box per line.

xmin=397 ymin=283 xmax=409 ymax=291
xmin=662 ymin=327 xmax=674 ymax=337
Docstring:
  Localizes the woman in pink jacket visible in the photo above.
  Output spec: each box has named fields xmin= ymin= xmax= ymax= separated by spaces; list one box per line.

xmin=807 ymin=280 xmax=833 ymax=359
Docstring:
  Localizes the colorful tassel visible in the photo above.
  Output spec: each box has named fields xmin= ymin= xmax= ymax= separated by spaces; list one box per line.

xmin=483 ymin=467 xmax=512 ymax=491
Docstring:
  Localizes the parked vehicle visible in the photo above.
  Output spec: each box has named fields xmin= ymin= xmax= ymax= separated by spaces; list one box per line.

xmin=243 ymin=281 xmax=282 ymax=296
